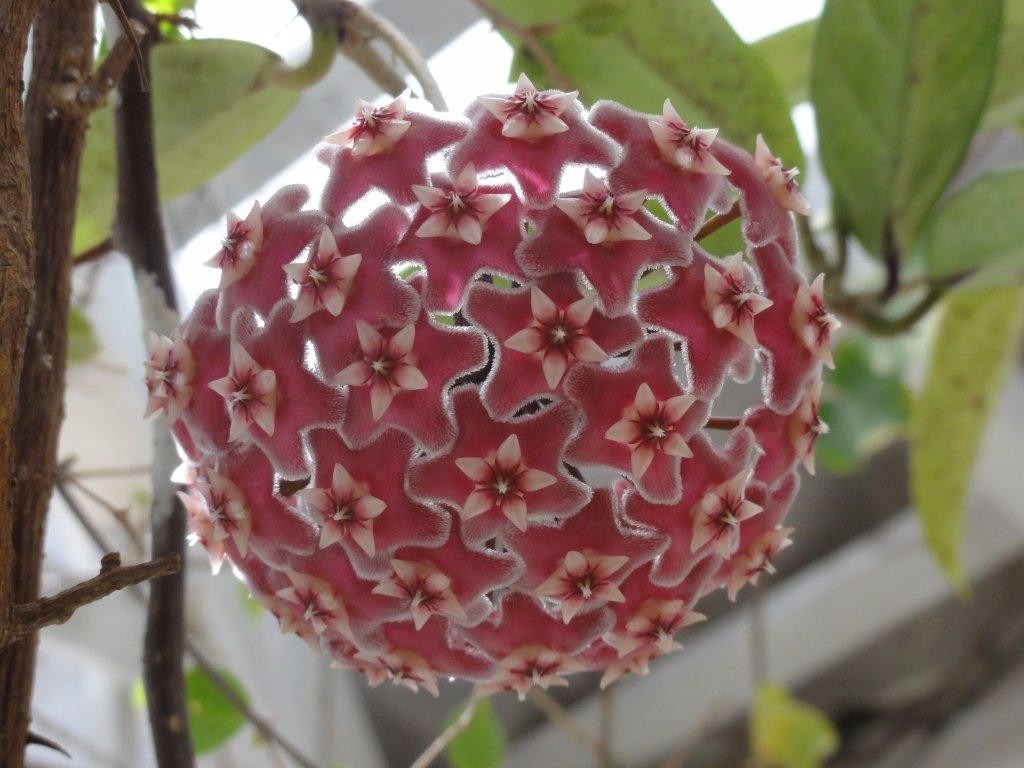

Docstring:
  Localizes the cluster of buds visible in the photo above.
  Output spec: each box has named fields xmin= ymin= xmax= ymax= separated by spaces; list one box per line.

xmin=148 ymin=75 xmax=834 ymax=697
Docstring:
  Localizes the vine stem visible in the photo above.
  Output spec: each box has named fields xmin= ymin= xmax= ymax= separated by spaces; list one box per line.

xmin=409 ymin=688 xmax=486 ymax=768
xmin=468 ymin=0 xmax=575 ymax=91
xmin=526 ymin=688 xmax=603 ymax=755
xmin=695 ymin=201 xmax=740 ymax=242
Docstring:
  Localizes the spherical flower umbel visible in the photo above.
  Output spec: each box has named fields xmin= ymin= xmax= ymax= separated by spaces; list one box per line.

xmin=157 ymin=79 xmax=832 ymax=697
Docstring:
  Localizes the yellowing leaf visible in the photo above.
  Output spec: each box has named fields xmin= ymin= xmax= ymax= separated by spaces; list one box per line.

xmin=910 ymin=287 xmax=1024 ymax=590
xmin=750 ymin=683 xmax=839 ymax=768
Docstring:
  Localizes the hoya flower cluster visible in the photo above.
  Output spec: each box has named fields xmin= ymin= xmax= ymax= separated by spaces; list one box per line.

xmin=147 ymin=76 xmax=835 ymax=697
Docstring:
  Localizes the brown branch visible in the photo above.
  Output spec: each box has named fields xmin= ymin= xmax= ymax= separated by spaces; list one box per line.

xmin=704 ymin=416 xmax=742 ymax=431
xmin=54 ymin=21 xmax=148 ymax=117
xmin=113 ymin=2 xmax=193 ymax=765
xmin=1 ymin=553 xmax=179 ymax=649
xmin=409 ymin=690 xmax=484 ymax=768
xmin=695 ymin=201 xmax=741 ymax=242
xmin=598 ymin=685 xmax=615 ymax=768
xmin=54 ymin=479 xmax=324 ymax=768
xmin=469 ymin=0 xmax=574 ymax=91
xmin=2 ymin=2 xmax=97 ymax=764
xmin=293 ymin=0 xmax=448 ymax=109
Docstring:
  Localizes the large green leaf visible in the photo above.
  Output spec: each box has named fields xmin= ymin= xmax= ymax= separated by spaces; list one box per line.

xmin=75 ymin=39 xmax=303 ymax=252
xmin=185 ymin=666 xmax=249 ymax=754
xmin=922 ymin=168 xmax=1024 ymax=286
xmin=749 ymin=683 xmax=839 ymax=768
xmin=984 ymin=0 xmax=1024 ymax=131
xmin=495 ymin=0 xmax=803 ymax=168
xmin=811 ymin=0 xmax=1003 ymax=255
xmin=818 ymin=334 xmax=910 ymax=474
xmin=910 ymin=287 xmax=1024 ymax=590
xmin=445 ymin=698 xmax=505 ymax=768
xmin=752 ymin=20 xmax=815 ymax=105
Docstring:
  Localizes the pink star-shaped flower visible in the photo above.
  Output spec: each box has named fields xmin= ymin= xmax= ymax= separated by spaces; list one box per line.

xmin=206 ymin=200 xmax=263 ymax=288
xmin=506 ymin=488 xmax=664 ymax=621
xmin=703 ymin=253 xmax=774 ymax=347
xmin=208 ymin=341 xmax=278 ymax=442
xmin=589 ymin=100 xmax=732 ymax=235
xmin=276 ymin=569 xmax=353 ymax=639
xmin=478 ymin=73 xmax=579 ymax=140
xmin=407 ymin=387 xmax=589 ymax=541
xmin=395 ymin=169 xmax=525 ymax=311
xmin=144 ymin=331 xmax=195 ymax=423
xmin=535 ymin=550 xmax=630 ymax=623
xmin=385 ymin=515 xmax=524 ymax=627
xmin=451 ymin=87 xmax=617 ymax=207
xmin=214 ymin=304 xmax=346 ymax=477
xmin=300 ymin=205 xmax=421 ymax=378
xmin=726 ymin=526 xmax=794 ymax=601
xmin=193 ymin=470 xmax=253 ymax=560
xmin=751 ymin=240 xmax=828 ymax=412
xmin=565 ymin=335 xmax=708 ymax=503
xmin=172 ymin=292 xmax=232 ymax=460
xmin=180 ymin=488 xmax=226 ymax=574
xmin=336 ymin=321 xmax=429 ymax=421
xmin=638 ymin=249 xmax=757 ymax=400
xmin=354 ymin=647 xmax=442 ymax=696
xmin=338 ymin=308 xmax=487 ymax=453
xmin=648 ymin=99 xmax=730 ymax=176
xmin=372 ymin=559 xmax=468 ymax=630
xmin=320 ymin=104 xmax=469 ymax=216
xmin=297 ymin=461 xmax=385 ymax=557
xmin=516 ymin=202 xmax=692 ymax=317
xmin=455 ymin=434 xmax=558 ymax=531
xmin=791 ymin=274 xmax=840 ymax=369
xmin=464 ymin=275 xmax=642 ymax=418
xmin=690 ymin=469 xmax=763 ymax=558
xmin=462 ymin=592 xmax=611 ymax=698
xmin=323 ymin=94 xmax=411 ymax=157
xmin=210 ymin=445 xmax=319 ymax=566
xmin=304 ymin=427 xmax=449 ymax=573
xmin=555 ymin=170 xmax=651 ymax=245
xmin=209 ymin=186 xmax=324 ymax=326
xmin=754 ymin=134 xmax=811 ymax=216
xmin=605 ymin=382 xmax=697 ymax=481
xmin=283 ymin=226 xmax=362 ymax=323
xmin=411 ymin=164 xmax=512 ymax=245
xmin=624 ymin=429 xmax=754 ymax=585
xmin=744 ymin=378 xmax=828 ymax=484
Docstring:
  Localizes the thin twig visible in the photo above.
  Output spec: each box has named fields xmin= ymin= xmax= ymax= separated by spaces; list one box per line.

xmin=54 ymin=479 xmax=324 ymax=768
xmin=74 ymin=237 xmax=114 ymax=266
xmin=103 ymin=0 xmax=148 ymax=91
xmin=704 ymin=416 xmax=742 ymax=431
xmin=858 ymin=284 xmax=947 ymax=337
xmin=469 ymin=0 xmax=574 ymax=91
xmin=695 ymin=201 xmax=740 ymax=242
xmin=598 ymin=684 xmax=615 ymax=768
xmin=293 ymin=0 xmax=447 ymax=109
xmin=1 ymin=552 xmax=178 ymax=648
xmin=63 ymin=463 xmax=152 ymax=479
xmin=409 ymin=689 xmax=485 ymax=768
xmin=526 ymin=688 xmax=602 ymax=755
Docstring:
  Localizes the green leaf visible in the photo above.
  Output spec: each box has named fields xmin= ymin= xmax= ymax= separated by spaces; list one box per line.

xmin=910 ymin=287 xmax=1024 ymax=590
xmin=817 ymin=334 xmax=910 ymax=474
xmin=445 ymin=698 xmax=505 ymax=768
xmin=185 ymin=666 xmax=249 ymax=754
xmin=494 ymin=0 xmax=802 ymax=167
xmin=922 ymin=168 xmax=1024 ymax=286
xmin=752 ymin=20 xmax=815 ymax=105
xmin=811 ymin=0 xmax=1003 ymax=255
xmin=67 ymin=306 xmax=100 ymax=363
xmin=75 ymin=39 xmax=303 ymax=252
xmin=750 ymin=683 xmax=839 ymax=768
xmin=984 ymin=0 xmax=1024 ymax=131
